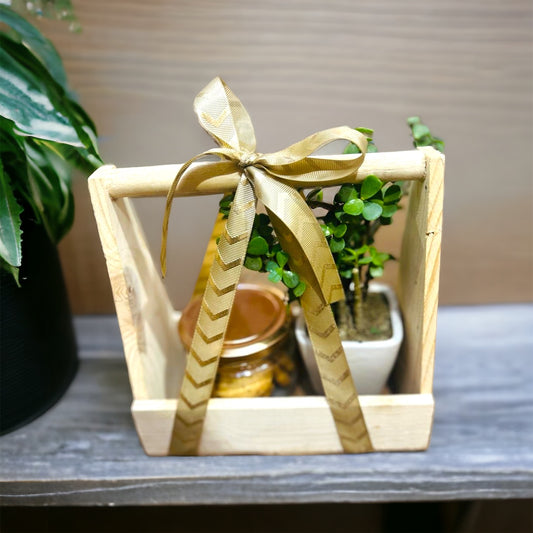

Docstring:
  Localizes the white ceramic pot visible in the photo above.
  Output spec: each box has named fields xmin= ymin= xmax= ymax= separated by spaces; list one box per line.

xmin=295 ymin=283 xmax=403 ymax=395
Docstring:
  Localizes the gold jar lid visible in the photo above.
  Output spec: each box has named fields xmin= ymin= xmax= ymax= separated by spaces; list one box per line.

xmin=178 ymin=283 xmax=290 ymax=359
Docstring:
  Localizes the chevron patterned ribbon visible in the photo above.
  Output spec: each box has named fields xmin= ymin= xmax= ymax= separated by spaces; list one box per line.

xmin=163 ymin=77 xmax=373 ymax=454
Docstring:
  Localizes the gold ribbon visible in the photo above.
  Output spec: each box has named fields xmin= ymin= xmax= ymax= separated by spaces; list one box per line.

xmin=162 ymin=77 xmax=373 ymax=454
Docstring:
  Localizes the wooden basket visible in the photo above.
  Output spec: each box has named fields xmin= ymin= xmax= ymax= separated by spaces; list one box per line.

xmin=88 ymin=147 xmax=444 ymax=456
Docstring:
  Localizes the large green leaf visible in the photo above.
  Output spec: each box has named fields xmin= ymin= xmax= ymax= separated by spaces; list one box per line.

xmin=0 ymin=35 xmax=100 ymax=161
xmin=0 ymin=5 xmax=68 ymax=89
xmin=0 ymin=121 xmax=43 ymax=223
xmin=24 ymin=138 xmax=74 ymax=242
xmin=0 ymin=159 xmax=23 ymax=268
xmin=0 ymin=43 xmax=82 ymax=146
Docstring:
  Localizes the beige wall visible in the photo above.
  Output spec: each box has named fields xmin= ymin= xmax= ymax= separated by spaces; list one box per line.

xmin=36 ymin=0 xmax=532 ymax=313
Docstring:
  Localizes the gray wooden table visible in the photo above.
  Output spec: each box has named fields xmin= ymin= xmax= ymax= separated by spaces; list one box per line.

xmin=1 ymin=305 xmax=532 ymax=506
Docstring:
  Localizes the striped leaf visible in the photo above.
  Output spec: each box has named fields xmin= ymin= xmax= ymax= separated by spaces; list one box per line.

xmin=0 ymin=160 xmax=23 ymax=268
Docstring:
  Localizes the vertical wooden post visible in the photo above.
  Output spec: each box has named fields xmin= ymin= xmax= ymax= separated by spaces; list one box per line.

xmin=89 ymin=167 xmax=185 ymax=401
xmin=396 ymin=147 xmax=445 ymax=394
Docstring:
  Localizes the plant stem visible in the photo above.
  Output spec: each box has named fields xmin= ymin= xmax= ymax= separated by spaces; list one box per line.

xmin=307 ymin=201 xmax=335 ymax=211
xmin=352 ymin=265 xmax=363 ymax=333
xmin=368 ymin=219 xmax=382 ymax=240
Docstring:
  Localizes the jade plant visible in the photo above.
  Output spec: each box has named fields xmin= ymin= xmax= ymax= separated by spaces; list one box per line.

xmin=0 ymin=4 xmax=101 ymax=284
xmin=219 ymin=118 xmax=443 ymax=340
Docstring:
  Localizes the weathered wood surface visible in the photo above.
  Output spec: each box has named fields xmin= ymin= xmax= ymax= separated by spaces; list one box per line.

xmin=1 ymin=305 xmax=532 ymax=505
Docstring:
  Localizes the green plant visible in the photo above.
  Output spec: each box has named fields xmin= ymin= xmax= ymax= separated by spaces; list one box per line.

xmin=219 ymin=118 xmax=443 ymax=339
xmin=0 ymin=5 xmax=101 ymax=283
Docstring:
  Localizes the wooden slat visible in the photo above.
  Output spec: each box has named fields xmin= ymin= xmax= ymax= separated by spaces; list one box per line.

xmin=88 ymin=168 xmax=185 ymax=400
xmin=105 ymin=151 xmax=427 ymax=199
xmin=132 ymin=395 xmax=434 ymax=456
xmin=396 ymin=148 xmax=444 ymax=394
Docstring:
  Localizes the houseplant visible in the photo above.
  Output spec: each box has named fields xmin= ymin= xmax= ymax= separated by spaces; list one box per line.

xmin=0 ymin=5 xmax=101 ymax=433
xmin=220 ymin=118 xmax=443 ymax=394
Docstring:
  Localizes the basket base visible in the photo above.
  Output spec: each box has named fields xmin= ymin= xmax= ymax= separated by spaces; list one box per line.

xmin=132 ymin=393 xmax=434 ymax=456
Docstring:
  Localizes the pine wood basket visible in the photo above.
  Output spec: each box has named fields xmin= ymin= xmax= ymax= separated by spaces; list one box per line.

xmin=88 ymin=147 xmax=444 ymax=456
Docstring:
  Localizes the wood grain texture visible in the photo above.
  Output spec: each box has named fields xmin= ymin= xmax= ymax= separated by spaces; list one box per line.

xmin=88 ymin=169 xmax=184 ymax=400
xmin=133 ymin=395 xmax=433 ymax=456
xmin=396 ymin=148 xmax=444 ymax=394
xmin=1 ymin=305 xmax=532 ymax=505
xmin=40 ymin=0 xmax=532 ymax=313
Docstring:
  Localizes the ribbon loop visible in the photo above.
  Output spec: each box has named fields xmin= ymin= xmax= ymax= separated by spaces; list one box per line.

xmin=194 ymin=78 xmax=256 ymax=152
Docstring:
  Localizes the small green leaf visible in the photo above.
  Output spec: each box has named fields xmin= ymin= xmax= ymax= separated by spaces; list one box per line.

xmin=362 ymin=201 xmax=383 ymax=221
xmin=219 ymin=194 xmax=233 ymax=209
xmin=320 ymin=224 xmax=332 ymax=237
xmin=433 ymin=139 xmax=445 ymax=152
xmin=407 ymin=116 xmax=420 ymax=126
xmin=276 ymin=251 xmax=289 ymax=268
xmin=268 ymin=269 xmax=282 ymax=283
xmin=367 ymin=143 xmax=378 ymax=153
xmin=369 ymin=265 xmax=384 ymax=278
xmin=358 ymin=256 xmax=372 ymax=265
xmin=343 ymin=143 xmax=361 ymax=155
xmin=374 ymin=252 xmax=390 ymax=265
xmin=361 ymin=175 xmax=382 ymax=200
xmin=412 ymin=123 xmax=431 ymax=141
xmin=282 ymin=270 xmax=300 ymax=289
xmin=330 ymin=237 xmax=345 ymax=253
xmin=247 ymin=236 xmax=269 ymax=255
xmin=383 ymin=184 xmax=402 ymax=203
xmin=343 ymin=198 xmax=364 ymax=215
xmin=381 ymin=204 xmax=398 ymax=218
xmin=340 ymin=269 xmax=353 ymax=279
xmin=336 ymin=184 xmax=357 ymax=203
xmin=416 ymin=137 xmax=432 ymax=147
xmin=244 ymin=256 xmax=262 ymax=271
xmin=355 ymin=127 xmax=374 ymax=137
xmin=266 ymin=260 xmax=279 ymax=273
xmin=333 ymin=223 xmax=347 ymax=238
xmin=293 ymin=281 xmax=306 ymax=297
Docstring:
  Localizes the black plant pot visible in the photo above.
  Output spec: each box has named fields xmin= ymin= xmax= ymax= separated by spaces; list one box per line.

xmin=0 ymin=216 xmax=78 ymax=435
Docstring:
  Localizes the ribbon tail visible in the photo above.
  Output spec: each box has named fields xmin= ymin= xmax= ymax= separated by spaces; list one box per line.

xmin=300 ymin=286 xmax=373 ymax=453
xmin=247 ymin=166 xmax=344 ymax=305
xmin=169 ymin=176 xmax=256 ymax=455
xmin=248 ymin=166 xmax=372 ymax=453
xmin=161 ymin=152 xmax=209 ymax=277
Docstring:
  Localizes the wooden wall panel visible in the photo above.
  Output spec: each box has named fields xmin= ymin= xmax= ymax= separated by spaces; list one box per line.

xmin=32 ymin=0 xmax=532 ymax=312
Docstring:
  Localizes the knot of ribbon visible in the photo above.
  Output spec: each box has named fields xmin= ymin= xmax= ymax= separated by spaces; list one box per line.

xmin=161 ymin=77 xmax=368 ymax=308
xmin=163 ymin=77 xmax=373 ymax=455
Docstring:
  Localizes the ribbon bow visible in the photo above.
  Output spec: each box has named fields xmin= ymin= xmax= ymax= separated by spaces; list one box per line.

xmin=163 ymin=77 xmax=373 ymax=455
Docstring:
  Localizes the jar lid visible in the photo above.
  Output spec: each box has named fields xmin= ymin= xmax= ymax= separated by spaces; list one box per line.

xmin=178 ymin=283 xmax=289 ymax=358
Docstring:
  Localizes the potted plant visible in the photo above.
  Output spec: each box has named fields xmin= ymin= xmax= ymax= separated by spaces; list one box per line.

xmin=219 ymin=117 xmax=443 ymax=394
xmin=0 ymin=5 xmax=101 ymax=433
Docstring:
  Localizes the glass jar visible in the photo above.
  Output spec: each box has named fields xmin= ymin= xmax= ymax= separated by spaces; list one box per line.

xmin=178 ymin=283 xmax=296 ymax=398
